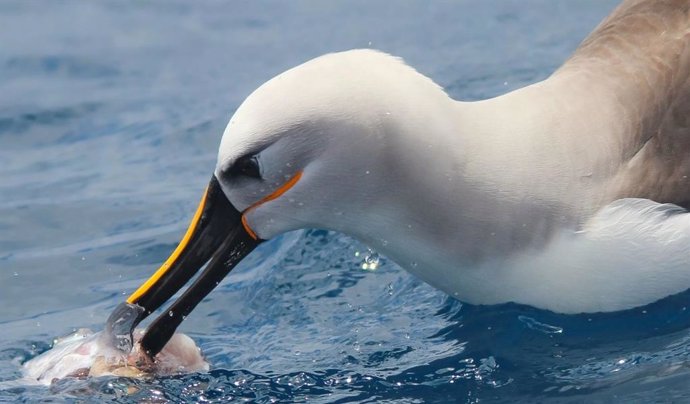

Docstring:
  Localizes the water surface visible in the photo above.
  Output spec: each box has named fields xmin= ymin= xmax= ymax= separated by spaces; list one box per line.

xmin=5 ymin=1 xmax=690 ymax=402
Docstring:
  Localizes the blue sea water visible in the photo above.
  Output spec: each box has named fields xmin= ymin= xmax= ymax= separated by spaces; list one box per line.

xmin=3 ymin=1 xmax=690 ymax=402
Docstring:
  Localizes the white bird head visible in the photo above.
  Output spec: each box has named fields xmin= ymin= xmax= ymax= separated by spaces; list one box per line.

xmin=215 ymin=49 xmax=456 ymax=240
xmin=106 ymin=50 xmax=463 ymax=357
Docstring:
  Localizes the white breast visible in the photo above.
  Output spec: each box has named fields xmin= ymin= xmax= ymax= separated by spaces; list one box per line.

xmin=415 ymin=199 xmax=690 ymax=313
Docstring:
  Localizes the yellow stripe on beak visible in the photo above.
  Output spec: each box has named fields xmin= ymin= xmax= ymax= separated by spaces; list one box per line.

xmin=126 ymin=185 xmax=210 ymax=304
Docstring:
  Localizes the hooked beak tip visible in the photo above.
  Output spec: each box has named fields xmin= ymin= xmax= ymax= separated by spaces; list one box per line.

xmin=105 ymin=175 xmax=260 ymax=357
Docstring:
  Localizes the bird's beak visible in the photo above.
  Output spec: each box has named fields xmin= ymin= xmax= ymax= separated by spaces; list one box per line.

xmin=103 ymin=175 xmax=261 ymax=357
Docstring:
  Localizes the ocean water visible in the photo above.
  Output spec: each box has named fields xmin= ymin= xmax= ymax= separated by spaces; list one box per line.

xmin=3 ymin=1 xmax=690 ymax=402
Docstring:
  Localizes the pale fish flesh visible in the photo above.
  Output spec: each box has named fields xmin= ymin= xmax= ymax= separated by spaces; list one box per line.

xmin=21 ymin=328 xmax=209 ymax=385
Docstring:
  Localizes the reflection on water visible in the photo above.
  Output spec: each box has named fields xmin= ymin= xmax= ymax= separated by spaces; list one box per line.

xmin=5 ymin=0 xmax=690 ymax=402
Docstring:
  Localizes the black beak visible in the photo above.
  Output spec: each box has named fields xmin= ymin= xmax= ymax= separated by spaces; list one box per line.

xmin=103 ymin=175 xmax=261 ymax=357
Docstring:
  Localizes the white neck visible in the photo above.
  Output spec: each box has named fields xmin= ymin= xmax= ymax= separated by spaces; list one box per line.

xmin=219 ymin=48 xmax=690 ymax=313
xmin=343 ymin=72 xmax=637 ymax=310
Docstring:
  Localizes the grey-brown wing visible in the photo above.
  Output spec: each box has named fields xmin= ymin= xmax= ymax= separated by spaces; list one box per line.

xmin=559 ymin=0 xmax=690 ymax=206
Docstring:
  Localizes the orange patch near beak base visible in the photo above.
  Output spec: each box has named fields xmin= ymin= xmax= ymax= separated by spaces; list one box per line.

xmin=241 ymin=170 xmax=303 ymax=240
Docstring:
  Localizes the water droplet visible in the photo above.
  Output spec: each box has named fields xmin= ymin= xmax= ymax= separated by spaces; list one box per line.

xmin=81 ymin=256 xmax=85 ymax=261
xmin=361 ymin=249 xmax=379 ymax=270
xmin=12 ymin=271 xmax=18 ymax=277
xmin=365 ymin=253 xmax=379 ymax=266
xmin=168 ymin=310 xmax=174 ymax=317
xmin=411 ymin=261 xmax=418 ymax=268
xmin=365 ymin=170 xmax=370 ymax=175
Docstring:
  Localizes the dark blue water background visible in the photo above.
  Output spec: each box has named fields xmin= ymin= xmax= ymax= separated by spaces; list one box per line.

xmin=3 ymin=1 xmax=690 ymax=402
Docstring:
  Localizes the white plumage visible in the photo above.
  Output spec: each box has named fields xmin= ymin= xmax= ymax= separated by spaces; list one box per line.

xmin=215 ymin=0 xmax=690 ymax=313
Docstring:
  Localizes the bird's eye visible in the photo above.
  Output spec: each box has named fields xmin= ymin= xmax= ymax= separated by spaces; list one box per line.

xmin=228 ymin=155 xmax=262 ymax=179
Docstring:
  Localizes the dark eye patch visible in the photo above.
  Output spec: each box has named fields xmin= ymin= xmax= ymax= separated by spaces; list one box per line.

xmin=224 ymin=154 xmax=262 ymax=179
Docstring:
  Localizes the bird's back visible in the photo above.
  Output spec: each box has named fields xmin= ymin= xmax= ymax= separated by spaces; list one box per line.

xmin=557 ymin=0 xmax=690 ymax=207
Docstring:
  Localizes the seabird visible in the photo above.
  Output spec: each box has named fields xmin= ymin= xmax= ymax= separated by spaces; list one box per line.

xmin=104 ymin=0 xmax=690 ymax=356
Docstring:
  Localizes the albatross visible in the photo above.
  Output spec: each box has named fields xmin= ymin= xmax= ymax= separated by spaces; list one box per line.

xmin=106 ymin=0 xmax=690 ymax=357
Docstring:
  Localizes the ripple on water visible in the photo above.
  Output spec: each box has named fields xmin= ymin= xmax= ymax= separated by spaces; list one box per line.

xmin=5 ymin=0 xmax=690 ymax=402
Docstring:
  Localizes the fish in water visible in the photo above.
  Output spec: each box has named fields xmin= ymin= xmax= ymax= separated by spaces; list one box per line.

xmin=21 ymin=328 xmax=208 ymax=385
